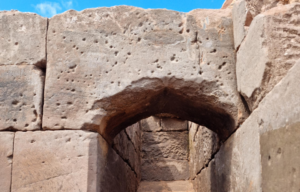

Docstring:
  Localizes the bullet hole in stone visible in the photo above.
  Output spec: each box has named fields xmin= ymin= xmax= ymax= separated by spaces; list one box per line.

xmin=61 ymin=71 xmax=63 ymax=73
xmin=31 ymin=140 xmax=35 ymax=143
xmin=199 ymin=70 xmax=203 ymax=75
xmin=67 ymin=101 xmax=73 ymax=105
xmin=154 ymin=59 xmax=159 ymax=63
xmin=56 ymin=103 xmax=61 ymax=106
xmin=170 ymin=54 xmax=176 ymax=61
xmin=82 ymin=38 xmax=86 ymax=41
xmin=66 ymin=138 xmax=71 ymax=142
xmin=42 ymin=161 xmax=45 ymax=164
xmin=69 ymin=64 xmax=77 ymax=69
xmin=111 ymin=81 xmax=114 ymax=84
xmin=168 ymin=72 xmax=172 ymax=75
xmin=127 ymin=52 xmax=131 ymax=55
xmin=110 ymin=45 xmax=113 ymax=49
xmin=206 ymin=37 xmax=209 ymax=40
xmin=13 ymin=119 xmax=17 ymax=122
xmin=218 ymin=62 xmax=227 ymax=70
xmin=207 ymin=62 xmax=210 ymax=65
xmin=137 ymin=37 xmax=141 ymax=42
xmin=25 ymin=123 xmax=29 ymax=127
xmin=81 ymin=51 xmax=84 ymax=54
xmin=210 ymin=49 xmax=217 ymax=53
xmin=61 ymin=116 xmax=67 ymax=119
xmin=53 ymin=30 xmax=56 ymax=33
xmin=138 ymin=22 xmax=143 ymax=27
xmin=34 ymin=93 xmax=36 ymax=96
xmin=71 ymin=89 xmax=75 ymax=92
xmin=76 ymin=47 xmax=79 ymax=50
xmin=73 ymin=45 xmax=76 ymax=48
xmin=20 ymin=93 xmax=23 ymax=97
xmin=228 ymin=72 xmax=231 ymax=75
xmin=115 ymin=51 xmax=119 ymax=56
xmin=186 ymin=29 xmax=190 ymax=33
xmin=115 ymin=61 xmax=118 ymax=65
xmin=118 ymin=82 xmax=120 ymax=86
xmin=63 ymin=36 xmax=66 ymax=39
xmin=268 ymin=155 xmax=271 ymax=160
xmin=105 ymin=40 xmax=108 ymax=44
xmin=94 ymin=40 xmax=98 ymax=43
xmin=12 ymin=100 xmax=19 ymax=105
xmin=15 ymin=42 xmax=18 ymax=45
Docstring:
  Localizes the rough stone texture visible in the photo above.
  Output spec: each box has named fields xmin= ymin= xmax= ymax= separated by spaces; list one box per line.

xmin=11 ymin=131 xmax=138 ymax=192
xmin=141 ymin=159 xmax=189 ymax=181
xmin=43 ymin=7 xmax=248 ymax=142
xmin=11 ymin=131 xmax=99 ymax=192
xmin=141 ymin=116 xmax=161 ymax=132
xmin=0 ymin=132 xmax=14 ymax=192
xmin=138 ymin=181 xmax=195 ymax=192
xmin=161 ymin=118 xmax=188 ymax=131
xmin=113 ymin=123 xmax=141 ymax=180
xmin=197 ymin=111 xmax=262 ymax=192
xmin=251 ymin=60 xmax=300 ymax=191
xmin=0 ymin=11 xmax=47 ymax=67
xmin=189 ymin=123 xmax=219 ymax=179
xmin=261 ymin=123 xmax=300 ymax=192
xmin=142 ymin=131 xmax=188 ymax=160
xmin=125 ymin=122 xmax=142 ymax=152
xmin=0 ymin=65 xmax=44 ymax=131
xmin=232 ymin=0 xmax=253 ymax=49
xmin=237 ymin=3 xmax=300 ymax=111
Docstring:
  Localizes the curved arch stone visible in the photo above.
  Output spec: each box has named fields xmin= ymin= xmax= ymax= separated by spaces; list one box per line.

xmin=43 ymin=6 xmax=248 ymax=142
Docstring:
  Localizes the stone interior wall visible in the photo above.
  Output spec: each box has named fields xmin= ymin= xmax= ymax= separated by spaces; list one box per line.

xmin=2 ymin=0 xmax=300 ymax=192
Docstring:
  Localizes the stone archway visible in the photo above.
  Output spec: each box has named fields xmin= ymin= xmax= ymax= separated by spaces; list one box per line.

xmin=42 ymin=6 xmax=248 ymax=143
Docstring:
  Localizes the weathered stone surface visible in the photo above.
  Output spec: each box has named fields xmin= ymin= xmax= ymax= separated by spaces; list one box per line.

xmin=113 ymin=127 xmax=141 ymax=180
xmin=138 ymin=181 xmax=195 ymax=192
xmin=43 ymin=7 xmax=248 ymax=142
xmin=141 ymin=159 xmax=189 ymax=181
xmin=189 ymin=123 xmax=219 ymax=179
xmin=261 ymin=123 xmax=300 ymax=192
xmin=237 ymin=4 xmax=300 ymax=110
xmin=161 ymin=118 xmax=187 ymax=131
xmin=251 ymin=60 xmax=300 ymax=191
xmin=142 ymin=131 xmax=188 ymax=160
xmin=232 ymin=0 xmax=253 ymax=49
xmin=0 ymin=132 xmax=14 ymax=192
xmin=11 ymin=130 xmax=138 ymax=192
xmin=125 ymin=122 xmax=142 ymax=152
xmin=192 ymin=160 xmax=217 ymax=192
xmin=0 ymin=11 xmax=47 ymax=67
xmin=141 ymin=117 xmax=161 ymax=132
xmin=0 ymin=65 xmax=44 ymax=131
xmin=11 ymin=131 xmax=99 ymax=192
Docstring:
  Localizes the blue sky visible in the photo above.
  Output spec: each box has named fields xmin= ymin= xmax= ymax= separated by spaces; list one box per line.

xmin=0 ymin=0 xmax=225 ymax=18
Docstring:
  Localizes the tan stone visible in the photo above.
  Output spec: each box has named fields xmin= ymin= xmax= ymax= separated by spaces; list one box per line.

xmin=232 ymin=0 xmax=253 ymax=49
xmin=237 ymin=4 xmax=300 ymax=110
xmin=141 ymin=159 xmax=189 ymax=181
xmin=43 ymin=7 xmax=248 ymax=142
xmin=0 ymin=65 xmax=44 ymax=131
xmin=125 ymin=122 xmax=142 ymax=152
xmin=138 ymin=181 xmax=195 ymax=192
xmin=142 ymin=131 xmax=188 ymax=160
xmin=11 ymin=130 xmax=138 ymax=192
xmin=0 ymin=132 xmax=14 ymax=192
xmin=161 ymin=118 xmax=187 ymax=131
xmin=0 ymin=11 xmax=47 ymax=67
xmin=189 ymin=123 xmax=219 ymax=179
xmin=141 ymin=117 xmax=161 ymax=132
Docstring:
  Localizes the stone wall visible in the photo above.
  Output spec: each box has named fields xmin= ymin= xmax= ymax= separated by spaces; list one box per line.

xmin=1 ymin=1 xmax=300 ymax=191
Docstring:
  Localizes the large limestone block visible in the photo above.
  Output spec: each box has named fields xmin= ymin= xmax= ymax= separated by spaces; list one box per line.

xmin=11 ymin=130 xmax=138 ymax=192
xmin=232 ymin=0 xmax=253 ymax=49
xmin=113 ymin=128 xmax=141 ymax=180
xmin=141 ymin=117 xmax=161 ymax=132
xmin=0 ymin=132 xmax=14 ymax=192
xmin=199 ymin=112 xmax=262 ymax=192
xmin=237 ymin=4 xmax=300 ymax=110
xmin=161 ymin=118 xmax=187 ymax=131
xmin=138 ymin=181 xmax=195 ymax=192
xmin=251 ymin=60 xmax=300 ymax=191
xmin=0 ymin=65 xmax=44 ymax=131
xmin=142 ymin=131 xmax=188 ymax=160
xmin=141 ymin=159 xmax=189 ymax=181
xmin=189 ymin=123 xmax=219 ymax=179
xmin=125 ymin=122 xmax=142 ymax=152
xmin=43 ymin=6 xmax=247 ymax=142
xmin=11 ymin=131 xmax=99 ymax=192
xmin=0 ymin=11 xmax=47 ymax=67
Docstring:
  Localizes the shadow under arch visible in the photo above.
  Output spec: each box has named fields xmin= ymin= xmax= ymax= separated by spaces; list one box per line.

xmin=90 ymin=77 xmax=242 ymax=143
